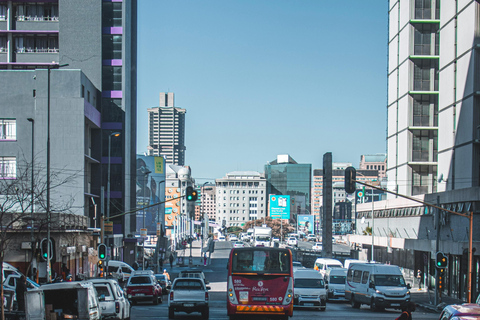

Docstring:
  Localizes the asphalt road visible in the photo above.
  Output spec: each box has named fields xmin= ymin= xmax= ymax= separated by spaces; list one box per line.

xmin=130 ymin=240 xmax=439 ymax=320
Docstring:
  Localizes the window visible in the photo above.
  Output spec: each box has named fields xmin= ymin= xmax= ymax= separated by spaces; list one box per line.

xmin=0 ymin=119 xmax=16 ymax=140
xmin=361 ymin=271 xmax=370 ymax=284
xmin=0 ymin=157 xmax=16 ymax=178
xmin=353 ymin=270 xmax=362 ymax=283
xmin=413 ymin=59 xmax=438 ymax=91
xmin=414 ymin=0 xmax=432 ymax=19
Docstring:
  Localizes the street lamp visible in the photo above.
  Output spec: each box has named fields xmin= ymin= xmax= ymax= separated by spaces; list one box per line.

xmin=107 ymin=132 xmax=120 ymax=220
xmin=27 ymin=118 xmax=35 ymax=278
xmin=44 ymin=63 xmax=69 ymax=283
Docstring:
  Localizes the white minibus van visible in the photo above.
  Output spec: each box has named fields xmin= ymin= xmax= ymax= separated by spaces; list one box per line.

xmin=325 ymin=268 xmax=347 ymax=301
xmin=345 ymin=263 xmax=411 ymax=311
xmin=313 ymin=258 xmax=343 ymax=276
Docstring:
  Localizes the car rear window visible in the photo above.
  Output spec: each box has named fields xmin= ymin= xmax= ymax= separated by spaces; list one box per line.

xmin=129 ymin=276 xmax=152 ymax=285
xmin=174 ymin=280 xmax=204 ymax=290
xmin=94 ymin=285 xmax=111 ymax=297
xmin=294 ymin=278 xmax=324 ymax=288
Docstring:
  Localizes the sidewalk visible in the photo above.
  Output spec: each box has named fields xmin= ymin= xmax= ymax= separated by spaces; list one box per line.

xmin=410 ymin=287 xmax=466 ymax=313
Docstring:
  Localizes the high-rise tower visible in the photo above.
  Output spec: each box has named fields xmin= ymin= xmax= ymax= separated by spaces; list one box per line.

xmin=147 ymin=92 xmax=186 ymax=165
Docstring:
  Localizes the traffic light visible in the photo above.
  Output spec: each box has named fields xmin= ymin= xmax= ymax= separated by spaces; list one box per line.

xmin=436 ymin=252 xmax=448 ymax=268
xmin=186 ymin=186 xmax=197 ymax=201
xmin=98 ymin=260 xmax=104 ymax=277
xmin=438 ymin=268 xmax=446 ymax=290
xmin=344 ymin=167 xmax=356 ymax=194
xmin=98 ymin=243 xmax=106 ymax=260
xmin=40 ymin=238 xmax=49 ymax=261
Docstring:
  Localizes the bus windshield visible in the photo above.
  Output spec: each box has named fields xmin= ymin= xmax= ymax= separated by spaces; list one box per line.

xmin=232 ymin=248 xmax=291 ymax=273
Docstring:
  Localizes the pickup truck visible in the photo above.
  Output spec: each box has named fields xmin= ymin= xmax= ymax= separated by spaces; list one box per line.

xmin=168 ymin=278 xmax=210 ymax=319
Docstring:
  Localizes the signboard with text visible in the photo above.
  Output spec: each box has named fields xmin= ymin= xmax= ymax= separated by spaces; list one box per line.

xmin=269 ymin=195 xmax=290 ymax=219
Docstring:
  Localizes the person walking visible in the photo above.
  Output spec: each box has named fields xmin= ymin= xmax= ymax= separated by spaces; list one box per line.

xmin=163 ymin=269 xmax=170 ymax=281
xmin=169 ymin=254 xmax=174 ymax=269
xmin=416 ymin=269 xmax=422 ymax=290
xmin=15 ymin=275 xmax=27 ymax=312
xmin=396 ymin=302 xmax=416 ymax=320
xmin=203 ymin=252 xmax=207 ymax=266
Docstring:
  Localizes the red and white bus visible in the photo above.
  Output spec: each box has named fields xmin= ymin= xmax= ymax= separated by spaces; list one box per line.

xmin=227 ymin=247 xmax=293 ymax=320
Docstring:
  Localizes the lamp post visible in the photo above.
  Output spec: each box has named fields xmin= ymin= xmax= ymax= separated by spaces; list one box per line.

xmin=27 ymin=118 xmax=35 ymax=278
xmin=142 ymin=169 xmax=151 ymax=270
xmin=107 ymin=132 xmax=120 ymax=220
xmin=154 ymin=179 xmax=165 ymax=274
xmin=44 ymin=63 xmax=68 ymax=283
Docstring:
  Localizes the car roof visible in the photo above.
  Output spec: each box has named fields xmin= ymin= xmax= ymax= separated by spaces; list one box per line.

xmin=442 ymin=304 xmax=480 ymax=316
xmin=88 ymin=278 xmax=118 ymax=284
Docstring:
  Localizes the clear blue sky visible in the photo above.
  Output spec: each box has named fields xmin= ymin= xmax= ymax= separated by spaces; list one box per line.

xmin=137 ymin=1 xmax=388 ymax=183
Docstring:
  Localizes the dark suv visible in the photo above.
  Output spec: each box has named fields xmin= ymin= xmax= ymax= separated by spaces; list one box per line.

xmin=126 ymin=271 xmax=162 ymax=305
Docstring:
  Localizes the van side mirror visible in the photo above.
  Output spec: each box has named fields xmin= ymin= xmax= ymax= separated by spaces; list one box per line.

xmin=369 ymin=283 xmax=375 ymax=289
xmin=206 ymin=286 xmax=211 ymax=291
xmin=407 ymin=283 xmax=411 ymax=289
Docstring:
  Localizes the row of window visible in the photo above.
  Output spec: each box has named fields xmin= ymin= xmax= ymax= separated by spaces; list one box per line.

xmin=220 ymin=189 xmax=263 ymax=194
xmin=225 ymin=196 xmax=260 ymax=201
xmin=365 ymin=164 xmax=385 ymax=170
xmin=217 ymin=182 xmax=262 ymax=187
xmin=0 ymin=4 xmax=59 ymax=22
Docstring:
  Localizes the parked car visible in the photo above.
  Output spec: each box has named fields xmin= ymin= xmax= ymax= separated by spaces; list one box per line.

xmin=126 ymin=270 xmax=162 ymax=305
xmin=287 ymin=237 xmax=298 ymax=247
xmin=155 ymin=274 xmax=171 ymax=294
xmin=233 ymin=241 xmax=245 ymax=248
xmin=439 ymin=303 xmax=480 ymax=319
xmin=168 ymin=277 xmax=210 ymax=319
xmin=311 ymin=242 xmax=322 ymax=252
xmin=3 ymin=274 xmax=40 ymax=311
xmin=90 ymin=278 xmax=130 ymax=320
xmin=293 ymin=269 xmax=327 ymax=311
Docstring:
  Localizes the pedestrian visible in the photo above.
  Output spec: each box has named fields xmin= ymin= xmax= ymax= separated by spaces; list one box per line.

xmin=159 ymin=253 xmax=164 ymax=269
xmin=163 ymin=269 xmax=170 ymax=281
xmin=204 ymin=252 xmax=207 ymax=266
xmin=169 ymin=254 xmax=174 ymax=269
xmin=396 ymin=302 xmax=416 ymax=320
xmin=15 ymin=275 xmax=27 ymax=312
xmin=416 ymin=269 xmax=422 ymax=289
xmin=132 ymin=261 xmax=139 ymax=270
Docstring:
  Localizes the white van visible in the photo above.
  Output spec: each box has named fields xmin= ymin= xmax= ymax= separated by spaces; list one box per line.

xmin=325 ymin=268 xmax=347 ymax=301
xmin=345 ymin=263 xmax=411 ymax=311
xmin=106 ymin=261 xmax=135 ymax=282
xmin=344 ymin=259 xmax=367 ymax=270
xmin=293 ymin=269 xmax=327 ymax=311
xmin=25 ymin=281 xmax=101 ymax=320
xmin=313 ymin=258 xmax=343 ymax=276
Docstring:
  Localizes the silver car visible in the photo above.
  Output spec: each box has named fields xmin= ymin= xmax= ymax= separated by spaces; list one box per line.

xmin=90 ymin=278 xmax=131 ymax=320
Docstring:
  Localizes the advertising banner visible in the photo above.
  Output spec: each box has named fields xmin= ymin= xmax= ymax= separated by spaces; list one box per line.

xmin=298 ymin=214 xmax=314 ymax=235
xmin=269 ymin=195 xmax=290 ymax=219
xmin=136 ymin=155 xmax=165 ymax=235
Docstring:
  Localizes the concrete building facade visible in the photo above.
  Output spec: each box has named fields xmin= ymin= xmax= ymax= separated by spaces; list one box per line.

xmin=147 ymin=92 xmax=186 ymax=166
xmin=215 ymin=171 xmax=267 ymax=229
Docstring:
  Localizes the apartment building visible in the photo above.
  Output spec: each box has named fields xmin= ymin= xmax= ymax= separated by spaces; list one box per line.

xmin=359 ymin=154 xmax=387 ymax=179
xmin=147 ymin=92 xmax=186 ymax=166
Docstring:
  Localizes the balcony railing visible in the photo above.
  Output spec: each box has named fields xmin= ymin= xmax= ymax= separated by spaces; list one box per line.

xmin=16 ymin=47 xmax=59 ymax=53
xmin=16 ymin=15 xmax=58 ymax=22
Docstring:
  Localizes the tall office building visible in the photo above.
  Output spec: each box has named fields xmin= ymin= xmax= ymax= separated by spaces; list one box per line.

xmin=147 ymin=92 xmax=186 ymax=166
xmin=0 ymin=1 xmax=137 ymax=272
xmin=387 ymin=0 xmax=480 ymax=196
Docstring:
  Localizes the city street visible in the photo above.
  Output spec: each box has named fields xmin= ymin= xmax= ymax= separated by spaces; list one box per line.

xmin=131 ymin=241 xmax=440 ymax=320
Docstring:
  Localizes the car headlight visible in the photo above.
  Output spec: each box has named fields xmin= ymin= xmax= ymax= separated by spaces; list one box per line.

xmin=375 ymin=289 xmax=384 ymax=295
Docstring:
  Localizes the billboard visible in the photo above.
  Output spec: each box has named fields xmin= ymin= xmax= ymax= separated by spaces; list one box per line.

xmin=136 ymin=155 xmax=165 ymax=235
xmin=298 ymin=214 xmax=314 ymax=235
xmin=269 ymin=195 xmax=290 ymax=219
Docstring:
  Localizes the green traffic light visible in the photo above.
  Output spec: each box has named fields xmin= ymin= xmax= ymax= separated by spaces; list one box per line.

xmin=43 ymin=253 xmax=48 ymax=258
xmin=100 ymin=254 xmax=105 ymax=259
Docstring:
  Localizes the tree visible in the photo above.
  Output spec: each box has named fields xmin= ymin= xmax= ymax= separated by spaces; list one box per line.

xmin=242 ymin=217 xmax=295 ymax=239
xmin=0 ymin=157 xmax=78 ymax=320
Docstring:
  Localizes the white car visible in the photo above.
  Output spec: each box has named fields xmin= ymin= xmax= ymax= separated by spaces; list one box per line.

xmin=312 ymin=242 xmax=322 ymax=251
xmin=229 ymin=235 xmax=239 ymax=241
xmin=272 ymin=237 xmax=280 ymax=243
xmin=233 ymin=241 xmax=245 ymax=248
xmin=90 ymin=278 xmax=131 ymax=320
xmin=287 ymin=237 xmax=298 ymax=247
xmin=218 ymin=235 xmax=226 ymax=241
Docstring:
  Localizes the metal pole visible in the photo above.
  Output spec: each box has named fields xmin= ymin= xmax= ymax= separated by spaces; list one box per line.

xmin=27 ymin=118 xmax=34 ymax=279
xmin=107 ymin=134 xmax=112 ymax=220
xmin=435 ymin=196 xmax=440 ymax=306
xmin=143 ymin=172 xmax=147 ymax=270
xmin=46 ymin=67 xmax=51 ymax=283
xmin=371 ymin=187 xmax=374 ymax=262
xmin=468 ymin=212 xmax=473 ymax=303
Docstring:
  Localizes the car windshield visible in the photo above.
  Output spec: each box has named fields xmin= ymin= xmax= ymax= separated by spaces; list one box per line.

xmin=374 ymin=275 xmax=406 ymax=287
xmin=129 ymin=276 xmax=152 ymax=285
xmin=329 ymin=275 xmax=346 ymax=284
xmin=232 ymin=249 xmax=291 ymax=273
xmin=294 ymin=278 xmax=324 ymax=288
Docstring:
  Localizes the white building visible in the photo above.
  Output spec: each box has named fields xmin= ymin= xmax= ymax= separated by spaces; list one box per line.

xmin=215 ymin=171 xmax=267 ymax=228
